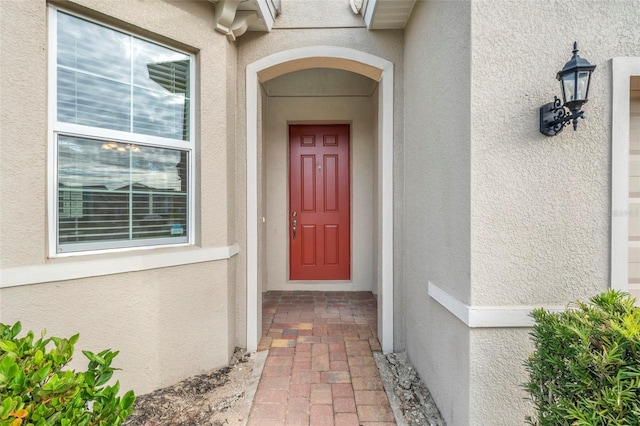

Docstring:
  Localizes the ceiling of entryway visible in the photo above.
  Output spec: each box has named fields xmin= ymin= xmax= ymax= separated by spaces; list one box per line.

xmin=263 ymin=68 xmax=377 ymax=97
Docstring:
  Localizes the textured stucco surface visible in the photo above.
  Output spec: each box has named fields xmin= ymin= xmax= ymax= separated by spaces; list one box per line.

xmin=470 ymin=0 xmax=640 ymax=306
xmin=404 ymin=0 xmax=472 ymax=302
xmin=0 ymin=0 xmax=238 ymax=394
xmin=403 ymin=1 xmax=472 ymax=424
xmin=1 ymin=0 xmax=48 ymax=268
xmin=408 ymin=297 xmax=471 ymax=426
xmin=0 ymin=262 xmax=229 ymax=395
xmin=466 ymin=1 xmax=640 ymax=423
xmin=470 ymin=328 xmax=533 ymax=425
xmin=264 ymin=70 xmax=376 ymax=291
xmin=273 ymin=0 xmax=365 ymax=29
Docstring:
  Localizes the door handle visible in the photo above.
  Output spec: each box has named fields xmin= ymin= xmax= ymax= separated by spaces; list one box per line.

xmin=292 ymin=219 xmax=297 ymax=240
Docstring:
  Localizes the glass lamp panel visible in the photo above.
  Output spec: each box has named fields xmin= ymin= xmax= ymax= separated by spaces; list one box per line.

xmin=561 ymin=72 xmax=576 ymax=103
xmin=577 ymin=71 xmax=591 ymax=101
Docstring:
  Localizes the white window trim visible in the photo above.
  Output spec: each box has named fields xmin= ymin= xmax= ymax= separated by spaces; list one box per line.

xmin=0 ymin=244 xmax=239 ymax=289
xmin=611 ymin=57 xmax=640 ymax=291
xmin=47 ymin=6 xmax=196 ymax=258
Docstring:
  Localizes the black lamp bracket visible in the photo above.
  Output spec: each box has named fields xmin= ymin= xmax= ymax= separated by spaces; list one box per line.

xmin=539 ymin=96 xmax=584 ymax=136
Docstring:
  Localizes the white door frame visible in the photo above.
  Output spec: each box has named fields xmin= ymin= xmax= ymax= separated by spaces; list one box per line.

xmin=245 ymin=46 xmax=394 ymax=352
xmin=611 ymin=57 xmax=640 ymax=291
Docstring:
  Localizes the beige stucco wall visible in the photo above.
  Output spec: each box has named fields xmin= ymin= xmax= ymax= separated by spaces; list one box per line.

xmin=1 ymin=0 xmax=48 ymax=268
xmin=403 ymin=1 xmax=472 ymax=424
xmin=263 ymin=69 xmax=377 ymax=291
xmin=274 ymin=0 xmax=364 ymax=29
xmin=0 ymin=263 xmax=229 ymax=395
xmin=467 ymin=1 xmax=640 ymax=423
xmin=0 ymin=0 xmax=238 ymax=395
xmin=470 ymin=0 xmax=623 ymax=307
xmin=469 ymin=328 xmax=532 ymax=424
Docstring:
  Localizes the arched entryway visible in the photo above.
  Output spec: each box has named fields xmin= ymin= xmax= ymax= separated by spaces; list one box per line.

xmin=245 ymin=46 xmax=394 ymax=353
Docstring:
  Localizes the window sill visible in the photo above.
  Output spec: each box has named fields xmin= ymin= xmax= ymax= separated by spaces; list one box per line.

xmin=0 ymin=244 xmax=239 ymax=289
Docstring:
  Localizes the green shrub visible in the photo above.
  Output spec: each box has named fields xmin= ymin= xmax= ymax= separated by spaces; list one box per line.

xmin=0 ymin=322 xmax=135 ymax=426
xmin=524 ymin=290 xmax=640 ymax=425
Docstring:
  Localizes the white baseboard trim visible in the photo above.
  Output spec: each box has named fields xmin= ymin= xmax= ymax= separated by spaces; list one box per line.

xmin=427 ymin=281 xmax=565 ymax=328
xmin=0 ymin=244 xmax=239 ymax=289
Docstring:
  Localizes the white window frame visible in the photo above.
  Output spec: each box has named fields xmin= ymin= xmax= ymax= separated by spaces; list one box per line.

xmin=47 ymin=6 xmax=196 ymax=257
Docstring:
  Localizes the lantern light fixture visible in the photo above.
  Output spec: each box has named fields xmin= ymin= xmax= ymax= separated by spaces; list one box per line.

xmin=539 ymin=42 xmax=596 ymax=136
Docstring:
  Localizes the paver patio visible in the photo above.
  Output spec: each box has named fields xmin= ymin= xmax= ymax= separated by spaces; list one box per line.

xmin=248 ymin=291 xmax=395 ymax=426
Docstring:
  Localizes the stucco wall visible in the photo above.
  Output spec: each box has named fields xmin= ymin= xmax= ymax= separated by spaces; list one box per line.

xmin=403 ymin=1 xmax=472 ymax=424
xmin=263 ymin=69 xmax=376 ymax=291
xmin=0 ymin=263 xmax=229 ymax=395
xmin=404 ymin=0 xmax=472 ymax=302
xmin=1 ymin=0 xmax=47 ymax=268
xmin=274 ymin=0 xmax=364 ymax=29
xmin=0 ymin=0 xmax=238 ymax=395
xmin=468 ymin=1 xmax=640 ymax=423
xmin=469 ymin=328 xmax=533 ymax=424
xmin=469 ymin=0 xmax=634 ymax=307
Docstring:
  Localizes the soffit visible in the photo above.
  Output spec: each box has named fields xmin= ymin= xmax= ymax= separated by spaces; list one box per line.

xmin=363 ymin=0 xmax=417 ymax=30
xmin=207 ymin=0 xmax=416 ymax=34
xmin=208 ymin=0 xmax=277 ymax=32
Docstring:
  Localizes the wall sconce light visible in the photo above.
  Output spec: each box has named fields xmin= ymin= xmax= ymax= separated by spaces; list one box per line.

xmin=540 ymin=42 xmax=596 ymax=136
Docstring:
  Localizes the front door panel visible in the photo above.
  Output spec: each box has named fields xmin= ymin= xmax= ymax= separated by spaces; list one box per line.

xmin=289 ymin=124 xmax=350 ymax=280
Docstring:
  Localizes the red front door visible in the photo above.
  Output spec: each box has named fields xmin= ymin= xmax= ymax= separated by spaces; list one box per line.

xmin=289 ymin=124 xmax=351 ymax=280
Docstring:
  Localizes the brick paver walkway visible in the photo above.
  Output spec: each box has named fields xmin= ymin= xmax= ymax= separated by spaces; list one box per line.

xmin=247 ymin=291 xmax=395 ymax=426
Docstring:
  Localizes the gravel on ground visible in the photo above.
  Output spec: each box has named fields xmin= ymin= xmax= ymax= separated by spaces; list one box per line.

xmin=376 ymin=352 xmax=447 ymax=426
xmin=124 ymin=348 xmax=257 ymax=426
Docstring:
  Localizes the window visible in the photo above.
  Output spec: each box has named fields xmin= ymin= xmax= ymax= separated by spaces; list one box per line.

xmin=49 ymin=8 xmax=194 ymax=255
